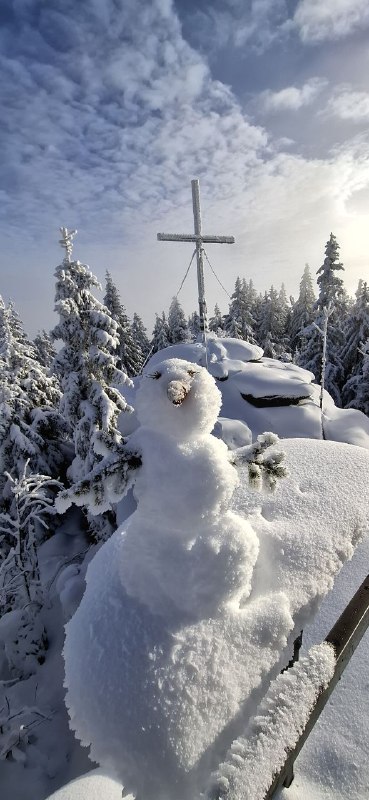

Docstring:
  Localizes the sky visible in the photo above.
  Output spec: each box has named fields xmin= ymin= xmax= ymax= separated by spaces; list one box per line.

xmin=1 ymin=0 xmax=369 ymax=336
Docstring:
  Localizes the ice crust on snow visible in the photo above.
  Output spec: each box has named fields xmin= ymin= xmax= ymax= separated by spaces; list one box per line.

xmin=205 ymin=642 xmax=336 ymax=800
xmin=64 ymin=360 xmax=369 ymax=800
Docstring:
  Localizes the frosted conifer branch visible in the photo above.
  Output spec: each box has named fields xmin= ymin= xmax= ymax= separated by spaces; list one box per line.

xmin=59 ymin=227 xmax=77 ymax=261
xmin=56 ymin=447 xmax=142 ymax=515
xmin=235 ymin=432 xmax=288 ymax=492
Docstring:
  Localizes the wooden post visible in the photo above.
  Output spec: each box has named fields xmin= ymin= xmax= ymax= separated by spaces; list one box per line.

xmin=157 ymin=179 xmax=235 ymax=336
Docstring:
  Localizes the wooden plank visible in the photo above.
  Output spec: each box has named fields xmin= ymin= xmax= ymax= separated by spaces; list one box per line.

xmin=264 ymin=573 xmax=369 ymax=798
xmin=157 ymin=233 xmax=235 ymax=243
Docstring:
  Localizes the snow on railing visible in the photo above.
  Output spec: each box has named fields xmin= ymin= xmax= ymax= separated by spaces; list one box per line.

xmin=204 ymin=573 xmax=369 ymax=800
xmin=264 ymin=572 xmax=369 ymax=798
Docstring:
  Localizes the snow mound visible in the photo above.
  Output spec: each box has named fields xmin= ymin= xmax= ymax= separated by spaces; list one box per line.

xmin=213 ymin=417 xmax=252 ymax=450
xmin=45 ymin=768 xmax=128 ymax=800
xmin=147 ymin=336 xmax=263 ymax=371
xmin=233 ymin=438 xmax=369 ymax=622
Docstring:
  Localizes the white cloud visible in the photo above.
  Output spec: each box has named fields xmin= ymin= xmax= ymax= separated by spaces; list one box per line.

xmin=2 ymin=0 xmax=369 ymax=336
xmin=294 ymin=0 xmax=369 ymax=43
xmin=327 ymin=88 xmax=369 ymax=121
xmin=186 ymin=0 xmax=292 ymax=54
xmin=260 ymin=78 xmax=327 ymax=112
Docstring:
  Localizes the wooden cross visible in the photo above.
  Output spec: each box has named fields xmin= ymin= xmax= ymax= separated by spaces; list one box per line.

xmin=157 ymin=179 xmax=235 ymax=333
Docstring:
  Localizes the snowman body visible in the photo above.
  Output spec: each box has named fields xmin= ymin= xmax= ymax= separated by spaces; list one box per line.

xmin=64 ymin=360 xmax=293 ymax=799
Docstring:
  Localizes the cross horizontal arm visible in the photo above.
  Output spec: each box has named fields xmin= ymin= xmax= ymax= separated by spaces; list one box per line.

xmin=157 ymin=233 xmax=235 ymax=244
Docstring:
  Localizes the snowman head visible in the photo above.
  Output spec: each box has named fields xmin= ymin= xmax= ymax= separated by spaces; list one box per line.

xmin=136 ymin=358 xmax=222 ymax=439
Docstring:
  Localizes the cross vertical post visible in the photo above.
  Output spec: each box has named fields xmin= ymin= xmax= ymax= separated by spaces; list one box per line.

xmin=191 ymin=179 xmax=207 ymax=332
xmin=157 ymin=179 xmax=235 ymax=337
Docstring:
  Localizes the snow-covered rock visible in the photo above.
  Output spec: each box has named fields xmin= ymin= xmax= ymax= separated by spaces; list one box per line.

xmin=131 ymin=337 xmax=369 ymax=449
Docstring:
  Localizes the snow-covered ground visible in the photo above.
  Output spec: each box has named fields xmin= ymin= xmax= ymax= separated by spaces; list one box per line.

xmin=3 ymin=343 xmax=369 ymax=800
xmin=45 ymin=464 xmax=369 ymax=800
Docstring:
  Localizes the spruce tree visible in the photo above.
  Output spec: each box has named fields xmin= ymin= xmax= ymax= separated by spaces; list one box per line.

xmin=316 ymin=233 xmax=344 ymax=306
xmin=188 ymin=311 xmax=201 ymax=341
xmin=51 ymin=228 xmax=132 ymax=539
xmin=151 ymin=312 xmax=170 ymax=354
xmin=347 ymin=336 xmax=369 ymax=414
xmin=209 ymin=303 xmax=224 ymax=336
xmin=341 ymin=282 xmax=369 ymax=407
xmin=0 ymin=298 xmax=66 ymax=499
xmin=33 ymin=330 xmax=57 ymax=370
xmin=224 ymin=277 xmax=256 ymax=342
xmin=256 ymin=286 xmax=287 ymax=355
xmin=131 ymin=313 xmax=150 ymax=368
xmin=167 ymin=297 xmax=190 ymax=344
xmin=290 ymin=265 xmax=316 ymax=352
xmin=298 ymin=234 xmax=345 ymax=406
xmin=104 ymin=271 xmax=138 ymax=377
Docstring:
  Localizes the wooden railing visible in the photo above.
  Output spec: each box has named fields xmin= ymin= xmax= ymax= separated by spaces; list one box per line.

xmin=264 ymin=573 xmax=369 ymax=798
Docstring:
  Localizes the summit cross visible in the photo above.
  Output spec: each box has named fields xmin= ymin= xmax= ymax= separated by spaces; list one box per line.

xmin=157 ymin=179 xmax=235 ymax=334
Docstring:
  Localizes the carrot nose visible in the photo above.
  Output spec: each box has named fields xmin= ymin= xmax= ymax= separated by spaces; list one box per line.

xmin=167 ymin=380 xmax=190 ymax=406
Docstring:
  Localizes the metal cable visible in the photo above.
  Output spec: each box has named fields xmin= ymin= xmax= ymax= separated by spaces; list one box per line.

xmin=175 ymin=248 xmax=197 ymax=297
xmin=203 ymin=248 xmax=232 ymax=299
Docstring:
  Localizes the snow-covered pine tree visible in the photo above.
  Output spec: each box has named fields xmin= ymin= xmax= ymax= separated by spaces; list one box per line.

xmin=290 ymin=265 xmax=316 ymax=352
xmin=167 ymin=296 xmax=190 ymax=344
xmin=317 ymin=233 xmax=345 ymax=308
xmin=51 ymin=228 xmax=132 ymax=540
xmin=208 ymin=303 xmax=225 ymax=336
xmin=104 ymin=271 xmax=138 ymax=377
xmin=256 ymin=286 xmax=288 ymax=356
xmin=346 ymin=336 xmax=369 ymax=414
xmin=277 ymin=284 xmax=292 ymax=359
xmin=224 ymin=277 xmax=256 ymax=342
xmin=341 ymin=281 xmax=369 ymax=408
xmin=298 ymin=234 xmax=345 ymax=406
xmin=33 ymin=330 xmax=57 ymax=370
xmin=151 ymin=312 xmax=170 ymax=354
xmin=103 ymin=270 xmax=124 ymax=320
xmin=0 ymin=466 xmax=62 ymax=677
xmin=262 ymin=330 xmax=277 ymax=358
xmin=188 ymin=311 xmax=201 ymax=341
xmin=131 ymin=313 xmax=150 ymax=368
xmin=0 ymin=298 xmax=66 ymax=503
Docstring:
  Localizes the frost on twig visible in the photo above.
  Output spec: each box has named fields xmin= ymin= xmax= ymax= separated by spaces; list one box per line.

xmin=0 ymin=689 xmax=53 ymax=764
xmin=0 ymin=463 xmax=62 ymax=678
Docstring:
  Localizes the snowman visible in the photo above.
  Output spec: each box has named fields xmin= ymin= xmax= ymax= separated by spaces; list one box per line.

xmin=63 ymin=359 xmax=293 ymax=800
